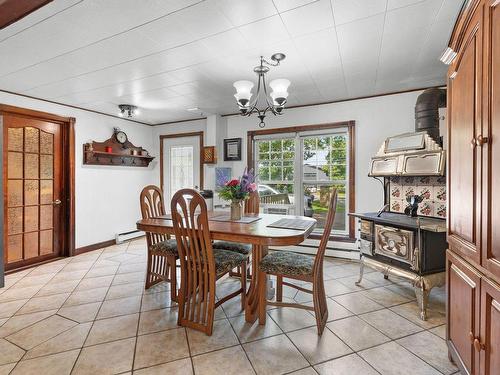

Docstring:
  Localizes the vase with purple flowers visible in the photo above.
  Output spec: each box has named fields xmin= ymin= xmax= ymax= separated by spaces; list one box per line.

xmin=218 ymin=168 xmax=257 ymax=220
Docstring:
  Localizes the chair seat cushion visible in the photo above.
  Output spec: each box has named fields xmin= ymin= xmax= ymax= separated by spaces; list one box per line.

xmin=150 ymin=239 xmax=178 ymax=256
xmin=212 ymin=241 xmax=251 ymax=255
xmin=259 ymin=251 xmax=314 ymax=276
xmin=213 ymin=248 xmax=248 ymax=277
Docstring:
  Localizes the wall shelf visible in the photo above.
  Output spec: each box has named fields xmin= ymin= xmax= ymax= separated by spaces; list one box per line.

xmin=83 ymin=137 xmax=154 ymax=167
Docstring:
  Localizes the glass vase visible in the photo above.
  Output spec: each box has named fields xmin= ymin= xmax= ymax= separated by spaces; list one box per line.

xmin=230 ymin=201 xmax=242 ymax=221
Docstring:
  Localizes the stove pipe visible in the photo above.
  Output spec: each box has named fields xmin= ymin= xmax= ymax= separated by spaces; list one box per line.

xmin=415 ymin=88 xmax=446 ymax=144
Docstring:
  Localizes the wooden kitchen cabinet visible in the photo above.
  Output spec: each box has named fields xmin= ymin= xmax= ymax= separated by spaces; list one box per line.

xmin=447 ymin=1 xmax=500 ymax=374
xmin=480 ymin=278 xmax=500 ymax=375
xmin=447 ymin=251 xmax=481 ymax=375
xmin=482 ymin=0 xmax=500 ymax=281
xmin=447 ymin=0 xmax=483 ymax=266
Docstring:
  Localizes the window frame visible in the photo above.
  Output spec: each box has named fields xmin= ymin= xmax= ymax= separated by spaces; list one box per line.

xmin=248 ymin=121 xmax=356 ymax=241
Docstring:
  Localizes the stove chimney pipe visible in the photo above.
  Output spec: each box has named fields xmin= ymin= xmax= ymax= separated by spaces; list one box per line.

xmin=415 ymin=88 xmax=446 ymax=144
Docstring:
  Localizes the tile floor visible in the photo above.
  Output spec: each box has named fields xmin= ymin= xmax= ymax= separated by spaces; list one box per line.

xmin=0 ymin=238 xmax=458 ymax=375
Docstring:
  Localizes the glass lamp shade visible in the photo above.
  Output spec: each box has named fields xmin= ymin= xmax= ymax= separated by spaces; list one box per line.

xmin=270 ymin=91 xmax=289 ymax=106
xmin=233 ymin=80 xmax=254 ymax=94
xmin=269 ymin=78 xmax=290 ymax=93
xmin=233 ymin=80 xmax=254 ymax=107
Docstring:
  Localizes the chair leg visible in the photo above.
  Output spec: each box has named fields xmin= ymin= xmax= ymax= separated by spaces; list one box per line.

xmin=145 ymin=252 xmax=153 ymax=289
xmin=169 ymin=256 xmax=177 ymax=302
xmin=258 ymin=270 xmax=267 ymax=324
xmin=313 ymin=272 xmax=328 ymax=335
xmin=276 ymin=275 xmax=283 ymax=302
xmin=240 ymin=261 xmax=247 ymax=310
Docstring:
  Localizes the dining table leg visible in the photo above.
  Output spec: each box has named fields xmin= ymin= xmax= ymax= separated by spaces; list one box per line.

xmin=245 ymin=244 xmax=268 ymax=323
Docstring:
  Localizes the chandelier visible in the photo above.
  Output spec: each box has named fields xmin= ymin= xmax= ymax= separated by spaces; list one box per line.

xmin=233 ymin=53 xmax=290 ymax=128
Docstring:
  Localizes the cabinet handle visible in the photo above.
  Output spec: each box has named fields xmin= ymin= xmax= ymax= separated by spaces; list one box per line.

xmin=470 ymin=139 xmax=476 ymax=148
xmin=469 ymin=331 xmax=475 ymax=343
xmin=473 ymin=338 xmax=485 ymax=352
xmin=475 ymin=135 xmax=489 ymax=146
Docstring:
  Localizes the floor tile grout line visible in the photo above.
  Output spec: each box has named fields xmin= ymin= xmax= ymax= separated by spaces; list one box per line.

xmin=1 ymin=240 xmax=450 ymax=374
xmin=7 ymin=246 xmax=106 ymax=372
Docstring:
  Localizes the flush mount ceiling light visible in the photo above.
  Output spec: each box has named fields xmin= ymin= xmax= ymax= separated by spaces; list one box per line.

xmin=233 ymin=53 xmax=290 ymax=128
xmin=118 ymin=104 xmax=139 ymax=118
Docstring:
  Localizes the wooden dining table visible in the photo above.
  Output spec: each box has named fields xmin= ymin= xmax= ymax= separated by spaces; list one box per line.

xmin=137 ymin=212 xmax=316 ymax=323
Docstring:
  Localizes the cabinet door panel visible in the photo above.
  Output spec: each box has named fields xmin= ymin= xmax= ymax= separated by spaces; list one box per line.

xmin=447 ymin=251 xmax=481 ymax=375
xmin=448 ymin=5 xmax=483 ymax=266
xmin=483 ymin=0 xmax=500 ymax=280
xmin=480 ymin=278 xmax=500 ymax=375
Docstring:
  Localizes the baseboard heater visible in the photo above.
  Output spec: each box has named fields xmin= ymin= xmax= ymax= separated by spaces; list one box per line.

xmin=115 ymin=230 xmax=144 ymax=244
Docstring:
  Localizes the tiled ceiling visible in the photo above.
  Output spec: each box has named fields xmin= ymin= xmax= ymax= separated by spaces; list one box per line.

xmin=0 ymin=0 xmax=464 ymax=124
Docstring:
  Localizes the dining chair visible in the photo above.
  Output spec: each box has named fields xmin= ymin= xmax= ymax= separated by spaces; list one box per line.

xmin=171 ymin=189 xmax=249 ymax=335
xmin=140 ymin=185 xmax=178 ymax=302
xmin=213 ymin=191 xmax=259 ymax=277
xmin=257 ymin=188 xmax=337 ymax=335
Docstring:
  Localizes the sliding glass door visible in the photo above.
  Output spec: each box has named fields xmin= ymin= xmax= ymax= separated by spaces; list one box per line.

xmin=255 ymin=128 xmax=350 ymax=237
xmin=301 ymin=133 xmax=348 ymax=235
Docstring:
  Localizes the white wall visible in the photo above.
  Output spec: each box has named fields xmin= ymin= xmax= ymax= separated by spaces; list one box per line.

xmin=0 ymin=92 xmax=155 ymax=248
xmin=0 ymin=89 xmax=431 ymax=250
xmin=154 ymin=90 xmax=427 ymax=215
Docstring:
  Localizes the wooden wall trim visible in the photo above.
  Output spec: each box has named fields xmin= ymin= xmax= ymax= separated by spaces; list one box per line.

xmin=0 ymin=0 xmax=53 ymax=30
xmin=247 ymin=121 xmax=356 ymax=240
xmin=159 ymin=131 xmax=204 ymax=192
xmin=75 ymin=239 xmax=116 ymax=255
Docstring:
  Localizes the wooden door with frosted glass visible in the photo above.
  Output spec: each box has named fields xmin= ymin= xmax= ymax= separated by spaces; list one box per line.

xmin=4 ymin=114 xmax=63 ymax=269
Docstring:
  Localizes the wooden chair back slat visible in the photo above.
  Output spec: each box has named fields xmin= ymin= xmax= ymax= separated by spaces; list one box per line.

xmin=244 ymin=191 xmax=260 ymax=214
xmin=140 ymin=185 xmax=169 ymax=246
xmin=259 ymin=193 xmax=290 ymax=205
xmin=171 ymin=189 xmax=216 ymax=333
xmin=313 ymin=188 xmax=337 ymax=275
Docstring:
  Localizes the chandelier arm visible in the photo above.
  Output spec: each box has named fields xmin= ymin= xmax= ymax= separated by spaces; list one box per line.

xmin=261 ymin=73 xmax=277 ymax=110
xmin=261 ymin=58 xmax=280 ymax=67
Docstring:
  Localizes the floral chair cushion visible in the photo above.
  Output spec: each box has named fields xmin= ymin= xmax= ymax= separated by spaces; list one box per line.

xmin=213 ymin=248 xmax=248 ymax=277
xmin=259 ymin=251 xmax=314 ymax=276
xmin=150 ymin=239 xmax=178 ymax=256
xmin=212 ymin=241 xmax=251 ymax=255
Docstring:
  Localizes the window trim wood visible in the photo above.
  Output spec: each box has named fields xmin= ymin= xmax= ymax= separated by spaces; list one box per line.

xmin=247 ymin=121 xmax=356 ymax=239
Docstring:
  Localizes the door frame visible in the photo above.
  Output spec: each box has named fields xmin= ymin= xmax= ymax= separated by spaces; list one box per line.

xmin=0 ymin=104 xmax=76 ymax=271
xmin=159 ymin=131 xmax=204 ymax=193
xmin=247 ymin=121 xmax=356 ymax=241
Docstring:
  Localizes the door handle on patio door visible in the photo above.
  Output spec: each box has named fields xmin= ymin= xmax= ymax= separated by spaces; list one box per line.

xmin=52 ymin=199 xmax=62 ymax=205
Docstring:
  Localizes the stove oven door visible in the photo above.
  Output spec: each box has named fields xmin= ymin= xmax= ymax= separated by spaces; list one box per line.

xmin=374 ymin=224 xmax=414 ymax=265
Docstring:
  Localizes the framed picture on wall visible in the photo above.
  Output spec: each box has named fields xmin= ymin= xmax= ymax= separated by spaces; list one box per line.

xmin=215 ymin=167 xmax=232 ymax=191
xmin=224 ymin=138 xmax=242 ymax=161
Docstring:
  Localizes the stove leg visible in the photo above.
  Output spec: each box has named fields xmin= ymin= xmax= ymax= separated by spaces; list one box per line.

xmin=355 ymin=257 xmax=364 ymax=286
xmin=414 ymin=283 xmax=430 ymax=321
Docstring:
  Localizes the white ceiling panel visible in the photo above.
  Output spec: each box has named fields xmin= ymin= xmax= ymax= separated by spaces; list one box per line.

xmin=337 ymin=13 xmax=385 ymax=69
xmin=331 ymin=0 xmax=387 ymax=25
xmin=280 ymin=0 xmax=334 ymax=37
xmin=238 ymin=15 xmax=290 ymax=49
xmin=1 ymin=0 xmax=465 ymax=124
xmin=215 ymin=0 xmax=277 ymax=26
xmin=273 ymin=0 xmax=318 ymax=13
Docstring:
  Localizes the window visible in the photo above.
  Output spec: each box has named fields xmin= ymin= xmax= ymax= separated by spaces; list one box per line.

xmin=170 ymin=146 xmax=194 ymax=195
xmin=254 ymin=125 xmax=352 ymax=237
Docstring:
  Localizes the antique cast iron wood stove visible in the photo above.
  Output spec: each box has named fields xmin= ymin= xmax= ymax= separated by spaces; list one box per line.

xmin=350 ymin=89 xmax=447 ymax=320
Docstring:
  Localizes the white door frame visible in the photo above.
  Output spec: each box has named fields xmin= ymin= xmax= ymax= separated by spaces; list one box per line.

xmin=160 ymin=132 xmax=204 ymax=205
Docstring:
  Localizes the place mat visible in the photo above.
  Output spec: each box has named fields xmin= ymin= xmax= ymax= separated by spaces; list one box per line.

xmin=267 ymin=218 xmax=313 ymax=230
xmin=209 ymin=215 xmax=261 ymax=224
